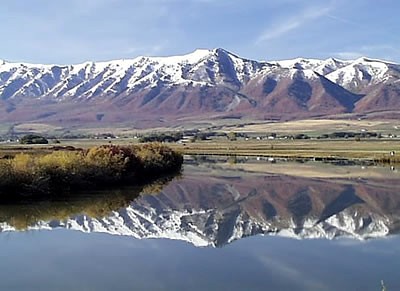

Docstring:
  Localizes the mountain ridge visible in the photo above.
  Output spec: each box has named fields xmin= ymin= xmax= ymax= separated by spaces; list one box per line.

xmin=3 ymin=48 xmax=397 ymax=67
xmin=1 ymin=48 xmax=399 ymax=126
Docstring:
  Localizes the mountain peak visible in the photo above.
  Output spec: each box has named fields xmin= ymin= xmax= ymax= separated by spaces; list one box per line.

xmin=0 ymin=49 xmax=399 ymax=124
xmin=148 ymin=48 xmax=213 ymax=65
xmin=213 ymin=47 xmax=231 ymax=54
xmin=352 ymin=56 xmax=397 ymax=65
xmin=325 ymin=57 xmax=347 ymax=64
xmin=354 ymin=56 xmax=377 ymax=64
xmin=212 ymin=48 xmax=246 ymax=61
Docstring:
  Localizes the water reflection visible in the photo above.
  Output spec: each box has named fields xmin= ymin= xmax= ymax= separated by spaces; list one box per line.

xmin=0 ymin=175 xmax=175 ymax=230
xmin=1 ymin=157 xmax=400 ymax=247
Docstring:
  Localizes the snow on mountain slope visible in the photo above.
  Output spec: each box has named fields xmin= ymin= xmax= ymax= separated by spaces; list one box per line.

xmin=0 ymin=49 xmax=369 ymax=102
xmin=325 ymin=57 xmax=400 ymax=92
xmin=0 ymin=49 xmax=399 ymax=123
xmin=272 ymin=57 xmax=351 ymax=75
xmin=258 ymin=56 xmax=400 ymax=95
xmin=0 ymin=48 xmax=264 ymax=101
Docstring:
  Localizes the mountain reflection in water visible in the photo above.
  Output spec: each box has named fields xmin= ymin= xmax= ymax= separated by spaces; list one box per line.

xmin=0 ymin=157 xmax=399 ymax=247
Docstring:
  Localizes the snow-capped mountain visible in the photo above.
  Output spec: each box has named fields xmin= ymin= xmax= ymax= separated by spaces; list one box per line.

xmin=0 ymin=164 xmax=399 ymax=247
xmin=1 ymin=48 xmax=399 ymax=125
xmin=325 ymin=57 xmax=400 ymax=91
xmin=0 ymin=48 xmax=261 ymax=101
xmin=271 ymin=57 xmax=351 ymax=75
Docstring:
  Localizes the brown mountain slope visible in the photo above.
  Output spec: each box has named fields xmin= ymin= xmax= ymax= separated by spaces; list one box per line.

xmin=0 ymin=49 xmax=399 ymax=126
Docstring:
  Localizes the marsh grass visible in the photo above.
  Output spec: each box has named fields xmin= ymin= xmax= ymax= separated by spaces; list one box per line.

xmin=0 ymin=143 xmax=183 ymax=200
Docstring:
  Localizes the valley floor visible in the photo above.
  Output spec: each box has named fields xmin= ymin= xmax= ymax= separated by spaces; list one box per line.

xmin=1 ymin=138 xmax=400 ymax=164
xmin=170 ymin=139 xmax=400 ymax=164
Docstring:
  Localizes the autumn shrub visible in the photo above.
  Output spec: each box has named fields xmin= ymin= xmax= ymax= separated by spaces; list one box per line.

xmin=83 ymin=146 xmax=125 ymax=183
xmin=9 ymin=154 xmax=37 ymax=191
xmin=0 ymin=143 xmax=182 ymax=199
xmin=0 ymin=160 xmax=14 ymax=189
xmin=35 ymin=151 xmax=85 ymax=190
xmin=133 ymin=143 xmax=183 ymax=176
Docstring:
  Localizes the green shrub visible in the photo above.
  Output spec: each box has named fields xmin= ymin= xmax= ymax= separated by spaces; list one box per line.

xmin=20 ymin=134 xmax=49 ymax=144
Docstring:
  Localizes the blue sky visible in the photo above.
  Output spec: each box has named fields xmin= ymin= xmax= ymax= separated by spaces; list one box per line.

xmin=1 ymin=0 xmax=399 ymax=64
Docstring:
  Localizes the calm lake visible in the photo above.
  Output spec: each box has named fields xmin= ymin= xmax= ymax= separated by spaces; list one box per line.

xmin=0 ymin=156 xmax=399 ymax=291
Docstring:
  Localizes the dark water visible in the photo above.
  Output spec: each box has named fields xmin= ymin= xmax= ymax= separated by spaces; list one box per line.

xmin=0 ymin=157 xmax=399 ymax=291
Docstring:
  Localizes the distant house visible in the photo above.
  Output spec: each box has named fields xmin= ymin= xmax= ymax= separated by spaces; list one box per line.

xmin=178 ymin=135 xmax=194 ymax=143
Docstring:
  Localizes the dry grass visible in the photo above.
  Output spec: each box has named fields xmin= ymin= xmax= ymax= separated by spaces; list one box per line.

xmin=1 ymin=134 xmax=400 ymax=163
xmin=13 ymin=123 xmax=63 ymax=134
xmin=219 ymin=119 xmax=400 ymax=135
xmin=170 ymin=139 xmax=400 ymax=163
xmin=5 ymin=117 xmax=400 ymax=138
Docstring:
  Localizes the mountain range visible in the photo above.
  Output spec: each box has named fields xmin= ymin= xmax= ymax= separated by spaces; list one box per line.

xmin=1 ymin=48 xmax=400 ymax=126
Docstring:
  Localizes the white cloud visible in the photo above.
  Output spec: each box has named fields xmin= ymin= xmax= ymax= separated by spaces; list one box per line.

xmin=333 ymin=45 xmax=400 ymax=62
xmin=326 ymin=14 xmax=361 ymax=26
xmin=256 ymin=21 xmax=301 ymax=43
xmin=361 ymin=45 xmax=400 ymax=54
xmin=333 ymin=51 xmax=364 ymax=60
xmin=256 ymin=4 xmax=333 ymax=43
xmin=124 ymin=43 xmax=167 ymax=56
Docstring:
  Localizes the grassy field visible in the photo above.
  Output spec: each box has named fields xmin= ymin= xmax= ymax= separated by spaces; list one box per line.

xmin=12 ymin=123 xmax=63 ymax=135
xmin=9 ymin=118 xmax=400 ymax=137
xmin=1 ymin=138 xmax=399 ymax=163
xmin=2 ymin=117 xmax=400 ymax=164
xmin=170 ymin=139 xmax=400 ymax=163
xmin=217 ymin=119 xmax=400 ymax=137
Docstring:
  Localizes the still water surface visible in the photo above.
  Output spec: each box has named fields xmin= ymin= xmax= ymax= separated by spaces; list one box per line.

xmin=0 ymin=157 xmax=399 ymax=290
